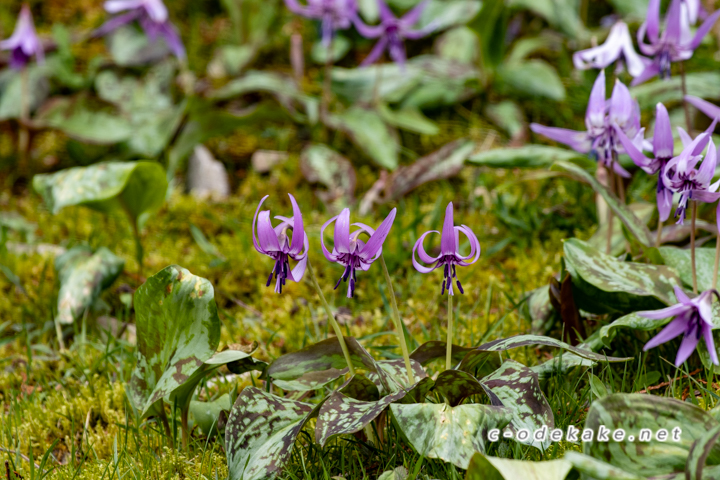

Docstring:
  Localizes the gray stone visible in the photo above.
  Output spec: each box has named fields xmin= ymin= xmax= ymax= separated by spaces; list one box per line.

xmin=187 ymin=145 xmax=230 ymax=200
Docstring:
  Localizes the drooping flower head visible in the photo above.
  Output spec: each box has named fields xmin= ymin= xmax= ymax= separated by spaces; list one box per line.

xmin=353 ymin=0 xmax=434 ymax=68
xmin=573 ymin=21 xmax=648 ymax=77
xmin=640 ymin=286 xmax=719 ymax=367
xmin=662 ymin=131 xmax=720 ymax=224
xmin=615 ymin=103 xmax=675 ymax=221
xmin=530 ymin=70 xmax=645 ymax=177
xmin=321 ymin=208 xmax=396 ymax=298
xmin=252 ymin=194 xmax=309 ymax=294
xmin=0 ymin=5 xmax=44 ymax=70
xmin=284 ymin=0 xmax=357 ymax=47
xmin=412 ymin=202 xmax=480 ymax=296
xmin=633 ymin=0 xmax=720 ymax=85
xmin=96 ymin=0 xmax=186 ymax=60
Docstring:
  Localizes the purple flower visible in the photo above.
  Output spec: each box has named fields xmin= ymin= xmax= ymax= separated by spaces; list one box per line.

xmin=321 ymin=208 xmax=396 ymax=298
xmin=96 ymin=0 xmax=186 ymax=60
xmin=252 ymin=194 xmax=309 ymax=294
xmin=284 ymin=0 xmax=357 ymax=47
xmin=353 ymin=0 xmax=434 ymax=68
xmin=573 ymin=21 xmax=649 ymax=77
xmin=530 ymin=70 xmax=645 ymax=177
xmin=0 ymin=5 xmax=44 ymax=70
xmin=633 ymin=0 xmax=720 ymax=85
xmin=411 ymin=202 xmax=480 ymax=296
xmin=615 ymin=103 xmax=675 ymax=222
xmin=684 ymin=0 xmax=707 ymax=25
xmin=686 ymin=95 xmax=720 ymax=123
xmin=662 ymin=131 xmax=720 ymax=224
xmin=640 ymin=286 xmax=719 ymax=366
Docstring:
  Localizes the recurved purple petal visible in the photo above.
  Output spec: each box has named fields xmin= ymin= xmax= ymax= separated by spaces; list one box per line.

xmin=686 ymin=95 xmax=720 ymax=122
xmin=257 ymin=211 xmax=281 ymax=253
xmin=646 ymin=0 xmax=661 ymax=42
xmin=399 ymin=0 xmax=427 ymax=28
xmin=638 ymin=302 xmax=690 ymax=320
xmin=529 ymin=124 xmax=592 ymax=154
xmin=573 ymin=22 xmax=625 ymax=71
xmin=359 ymin=208 xmax=396 ymax=261
xmin=104 ymin=0 xmax=146 ymax=13
xmin=320 ymin=215 xmax=340 ymax=262
xmin=333 ymin=208 xmax=351 ymax=254
xmin=93 ymin=10 xmax=142 ymax=37
xmin=675 ymin=324 xmax=700 ymax=366
xmin=438 ymin=202 xmax=457 ymax=256
xmin=614 ymin=125 xmax=656 ymax=172
xmin=695 ymin=289 xmax=715 ymax=325
xmin=252 ymin=195 xmax=270 ymax=254
xmin=643 ymin=316 xmax=689 ymax=351
xmin=702 ymin=322 xmax=719 ymax=365
xmin=630 ymin=61 xmax=661 ymax=86
xmin=586 ymin=70 xmax=607 ymax=130
xmin=696 ymin=140 xmax=717 ymax=185
xmin=144 ymin=0 xmax=169 ymax=22
xmin=653 ymin=103 xmax=674 ymax=159
xmin=609 ymin=79 xmax=634 ymax=128
xmin=689 ymin=8 xmax=720 ymax=49
xmin=412 ymin=231 xmax=441 ymax=273
xmin=657 ymin=183 xmax=673 ymax=222
xmin=455 ymin=225 xmax=481 ymax=265
xmin=289 ymin=244 xmax=309 ymax=282
xmin=360 ymin=36 xmax=389 ymax=66
xmin=377 ymin=0 xmax=397 ymax=23
xmin=288 ymin=194 xmax=305 ymax=255
xmin=352 ymin=14 xmax=386 ymax=38
xmin=674 ymin=285 xmax=692 ymax=304
xmin=665 ymin=0 xmax=684 ymax=44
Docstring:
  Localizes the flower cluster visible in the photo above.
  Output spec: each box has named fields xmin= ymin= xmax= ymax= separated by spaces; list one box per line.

xmin=252 ymin=197 xmax=480 ymax=298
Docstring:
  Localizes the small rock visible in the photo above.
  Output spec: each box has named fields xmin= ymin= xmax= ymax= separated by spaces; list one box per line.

xmin=251 ymin=150 xmax=289 ymax=173
xmin=187 ymin=145 xmax=230 ymax=200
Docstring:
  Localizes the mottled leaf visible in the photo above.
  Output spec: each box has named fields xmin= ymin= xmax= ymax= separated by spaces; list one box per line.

xmin=325 ymin=107 xmax=399 ymax=170
xmin=630 ymin=72 xmax=720 ymax=110
xmin=300 ymin=144 xmax=356 ymax=205
xmin=480 ymin=360 xmax=554 ymax=450
xmin=497 ymin=60 xmax=566 ymax=101
xmin=433 ymin=370 xmax=485 ymax=407
xmin=409 ymin=341 xmax=474 ymax=366
xmin=55 ymin=246 xmax=125 ymax=324
xmin=33 ymin=161 xmax=167 ymax=231
xmin=311 ymin=36 xmax=351 ymax=63
xmin=189 ymin=393 xmax=232 ymax=437
xmin=459 ymin=334 xmax=631 ymax=373
xmin=523 ymin=285 xmax=555 ymax=335
xmin=529 ymin=353 xmax=595 ymax=379
xmin=686 ymin=424 xmax=720 ymax=480
xmin=588 ymin=203 xmax=655 ymax=256
xmin=469 ymin=145 xmax=593 ymax=169
xmin=0 ymin=64 xmax=49 ymax=120
xmin=564 ymin=238 xmax=680 ymax=314
xmin=377 ymin=104 xmax=439 ymax=135
xmin=225 ymin=387 xmax=315 ymax=480
xmin=584 ymin=394 xmax=720 ymax=477
xmin=369 ymin=359 xmax=428 ymax=396
xmin=390 ymin=402 xmax=511 ymax=469
xmin=338 ymin=375 xmax=380 ymax=402
xmin=377 ymin=466 xmax=408 ymax=480
xmin=434 ymin=26 xmax=479 ymax=65
xmin=267 ymin=337 xmax=380 ymax=391
xmin=485 ymin=100 xmax=526 ymax=140
xmin=652 ymin=247 xmax=717 ymax=293
xmin=418 ymin=0 xmax=482 ymax=30
xmin=465 ymin=453 xmax=573 ymax=480
xmin=563 ymin=452 xmax=644 ymax=480
xmin=552 ymin=161 xmax=654 ymax=247
xmin=127 ymin=265 xmax=220 ymax=417
xmin=108 ymin=26 xmax=173 ymax=66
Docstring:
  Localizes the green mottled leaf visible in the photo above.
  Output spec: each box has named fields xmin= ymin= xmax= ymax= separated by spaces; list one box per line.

xmin=377 ymin=466 xmax=409 ymax=480
xmin=552 ymin=161 xmax=654 ymax=247
xmin=485 ymin=100 xmax=525 ymax=139
xmin=267 ymin=337 xmax=380 ymax=391
xmin=564 ymin=238 xmax=679 ymax=314
xmin=418 ymin=0 xmax=482 ymax=30
xmin=127 ymin=265 xmax=220 ymax=417
xmin=315 ymin=389 xmax=407 ymax=446
xmin=584 ymin=394 xmax=720 ymax=477
xmin=588 ymin=203 xmax=656 ymax=256
xmin=225 ymin=387 xmax=316 ymax=480
xmin=497 ymin=60 xmax=566 ymax=101
xmin=523 ymin=285 xmax=555 ymax=334
xmin=686 ymin=424 xmax=720 ymax=480
xmin=480 ymin=360 xmax=554 ymax=450
xmin=529 ymin=353 xmax=595 ymax=379
xmin=311 ymin=36 xmax=351 ymax=63
xmin=459 ymin=334 xmax=631 ymax=373
xmin=0 ymin=64 xmax=49 ymax=120
xmin=33 ymin=161 xmax=167 ymax=231
xmin=325 ymin=107 xmax=399 ymax=170
xmin=465 ymin=453 xmax=573 ymax=480
xmin=299 ymin=144 xmax=356 ymax=204
xmin=391 ymin=402 xmax=511 ymax=469
xmin=592 ymin=312 xmax=672 ymax=350
xmin=36 ymin=97 xmax=133 ymax=144
xmin=469 ymin=145 xmax=593 ymax=169
xmin=433 ymin=370 xmax=485 ymax=406
xmin=377 ymin=104 xmax=439 ymax=135
xmin=189 ymin=393 xmax=232 ymax=437
xmin=652 ymin=247 xmax=717 ymax=293
xmin=434 ymin=26 xmax=479 ymax=64
xmin=409 ymin=341 xmax=475 ymax=366
xmin=630 ymin=72 xmax=720 ymax=110
xmin=108 ymin=26 xmax=173 ymax=66
xmin=563 ymin=452 xmax=644 ymax=480
xmin=338 ymin=375 xmax=380 ymax=401
xmin=55 ymin=246 xmax=125 ymax=324
xmin=369 ymin=359 xmax=427 ymax=396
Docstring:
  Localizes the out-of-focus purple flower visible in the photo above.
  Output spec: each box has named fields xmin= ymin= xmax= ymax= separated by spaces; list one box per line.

xmin=0 ymin=5 xmax=44 ymax=70
xmin=96 ymin=0 xmax=185 ymax=60
xmin=252 ymin=194 xmax=309 ymax=294
xmin=412 ymin=202 xmax=480 ymax=296
xmin=530 ymin=70 xmax=645 ymax=177
xmin=686 ymin=95 xmax=720 ymax=123
xmin=573 ymin=21 xmax=649 ymax=77
xmin=321 ymin=208 xmax=396 ymax=298
xmin=633 ymin=0 xmax=720 ymax=85
xmin=353 ymin=0 xmax=434 ymax=68
xmin=640 ymin=286 xmax=719 ymax=366
xmin=285 ymin=0 xmax=357 ymax=47
xmin=684 ymin=0 xmax=706 ymax=25
xmin=662 ymin=131 xmax=720 ymax=224
xmin=615 ymin=103 xmax=675 ymax=221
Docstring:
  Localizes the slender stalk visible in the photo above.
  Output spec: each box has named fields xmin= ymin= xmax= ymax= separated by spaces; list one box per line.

xmin=446 ymin=294 xmax=454 ymax=371
xmin=321 ymin=37 xmax=334 ymax=119
xmin=158 ymin=408 xmax=172 ymax=442
xmin=306 ymin=261 xmax=356 ymax=376
xmin=691 ymin=201 xmax=698 ymax=294
xmin=655 ymin=218 xmax=664 ymax=248
xmin=181 ymin=406 xmax=189 ymax=450
xmin=54 ymin=317 xmax=66 ymax=350
xmin=713 ymin=230 xmax=720 ymax=291
xmin=606 ymin=167 xmax=615 ymax=255
xmin=615 ymin=170 xmax=625 ymax=204
xmin=379 ymin=255 xmax=414 ymax=385
xmin=19 ymin=66 xmax=30 ymax=173
xmin=680 ymin=61 xmax=692 ymax=134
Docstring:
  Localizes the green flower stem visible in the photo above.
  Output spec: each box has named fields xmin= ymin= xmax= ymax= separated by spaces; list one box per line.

xmin=446 ymin=294 xmax=454 ymax=371
xmin=655 ymin=218 xmax=664 ymax=248
xmin=692 ymin=201 xmax=698 ymax=294
xmin=19 ymin=66 xmax=29 ymax=173
xmin=714 ymin=231 xmax=720 ymax=291
xmin=379 ymin=255 xmax=415 ymax=385
xmin=307 ymin=261 xmax=356 ymax=376
xmin=606 ymin=167 xmax=615 ymax=255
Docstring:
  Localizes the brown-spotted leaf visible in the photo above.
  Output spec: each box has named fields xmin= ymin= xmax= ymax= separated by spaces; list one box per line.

xmin=368 ymin=359 xmax=427 ymax=396
xmin=225 ymin=387 xmax=316 ymax=480
xmin=465 ymin=453 xmax=574 ymax=480
xmin=338 ymin=375 xmax=380 ymax=402
xmin=564 ymin=238 xmax=679 ymax=315
xmin=584 ymin=394 xmax=720 ymax=478
xmin=686 ymin=424 xmax=720 ymax=480
xmin=480 ymin=360 xmax=554 ymax=450
xmin=54 ymin=246 xmax=125 ymax=324
xmin=390 ymin=402 xmax=512 ymax=469
xmin=127 ymin=265 xmax=221 ymax=417
xmin=433 ymin=370 xmax=486 ymax=407
xmin=267 ymin=337 xmax=380 ymax=391
xmin=409 ymin=341 xmax=474 ymax=366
